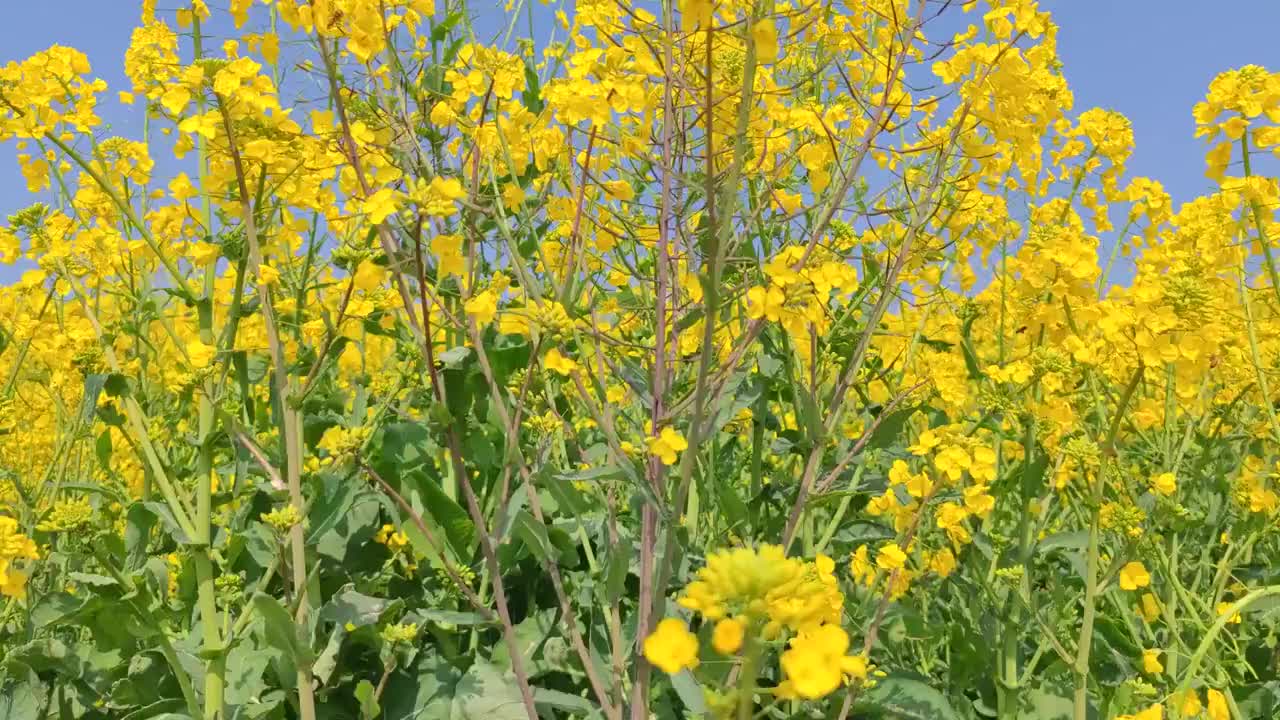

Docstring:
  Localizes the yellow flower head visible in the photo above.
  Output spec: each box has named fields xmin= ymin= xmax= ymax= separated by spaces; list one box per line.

xmin=1205 ymin=689 xmax=1229 ymax=720
xmin=646 ymin=426 xmax=688 ymax=466
xmin=1140 ymin=648 xmax=1163 ymax=675
xmin=677 ymin=545 xmax=842 ymax=638
xmin=1149 ymin=472 xmax=1176 ymax=496
xmin=876 ymin=543 xmax=908 ymax=572
xmin=544 ymin=347 xmax=578 ymax=376
xmin=711 ymin=617 xmax=745 ymax=655
xmin=778 ymin=625 xmax=868 ymax=700
xmin=643 ymin=618 xmax=699 ymax=674
xmin=1118 ymin=561 xmax=1151 ymax=591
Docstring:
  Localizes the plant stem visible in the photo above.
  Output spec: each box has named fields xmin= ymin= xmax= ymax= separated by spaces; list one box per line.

xmin=217 ymin=99 xmax=317 ymax=720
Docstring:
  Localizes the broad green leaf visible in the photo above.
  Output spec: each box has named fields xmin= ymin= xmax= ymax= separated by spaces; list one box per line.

xmin=67 ymin=572 xmax=117 ymax=588
xmin=406 ymin=469 xmax=475 ymax=558
xmin=143 ymin=501 xmax=192 ymax=545
xmin=671 ymin=671 xmax=708 ymax=715
xmin=858 ymin=675 xmax=961 ymax=720
xmin=355 ymin=679 xmax=381 ymax=719
xmin=603 ymin=535 xmax=633 ymax=604
xmin=1019 ymin=449 xmax=1050 ymax=501
xmin=410 ymin=609 xmax=493 ymax=627
xmin=252 ymin=593 xmax=312 ymax=666
xmin=305 ymin=472 xmax=361 ymax=544
xmin=124 ymin=502 xmax=156 ymax=571
xmin=318 ymin=586 xmax=404 ymax=629
xmin=452 ymin=661 xmax=527 ymax=720
xmin=1023 ymin=687 xmax=1073 ymax=720
xmin=534 ymin=687 xmax=596 ymax=716
xmin=0 ymin=674 xmax=44 ymax=720
xmin=866 ymin=405 xmax=919 ymax=451
xmin=94 ymin=429 xmax=112 ymax=469
xmin=224 ymin=643 xmax=272 ymax=707
xmin=1037 ymin=531 xmax=1089 ymax=556
xmin=510 ymin=510 xmax=578 ymax=568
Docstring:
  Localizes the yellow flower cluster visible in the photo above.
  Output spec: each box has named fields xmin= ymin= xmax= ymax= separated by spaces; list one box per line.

xmin=0 ymin=0 xmax=1275 ymax=717
xmin=0 ymin=517 xmax=38 ymax=598
xmin=35 ymin=496 xmax=93 ymax=532
xmin=645 ymin=545 xmax=868 ymax=701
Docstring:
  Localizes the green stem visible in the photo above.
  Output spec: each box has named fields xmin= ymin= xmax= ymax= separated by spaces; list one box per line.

xmin=1239 ymin=132 xmax=1280 ymax=312
xmin=1174 ymin=586 xmax=1280 ymax=698
xmin=190 ymin=14 xmax=226 ymax=719
xmin=1072 ymin=363 xmax=1144 ymax=720
xmin=737 ymin=632 xmax=761 ymax=720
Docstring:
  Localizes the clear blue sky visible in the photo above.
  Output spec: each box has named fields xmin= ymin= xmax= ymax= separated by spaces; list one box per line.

xmin=0 ymin=1 xmax=1276 ymax=261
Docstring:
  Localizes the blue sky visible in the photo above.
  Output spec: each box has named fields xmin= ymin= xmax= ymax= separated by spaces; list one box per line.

xmin=0 ymin=0 xmax=1275 ymax=271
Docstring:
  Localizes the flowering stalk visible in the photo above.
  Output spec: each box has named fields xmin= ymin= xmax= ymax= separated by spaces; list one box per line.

xmin=217 ymin=98 xmax=317 ymax=720
xmin=1072 ymin=362 xmax=1144 ymax=720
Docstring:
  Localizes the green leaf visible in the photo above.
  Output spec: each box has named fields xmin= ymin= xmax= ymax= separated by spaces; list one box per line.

xmin=94 ymin=429 xmax=112 ymax=469
xmin=318 ymin=586 xmax=404 ymax=629
xmin=80 ymin=373 xmax=106 ymax=424
xmin=1235 ymin=682 xmax=1280 ymax=718
xmin=603 ymin=536 xmax=633 ymax=604
xmin=305 ymin=473 xmax=361 ymax=544
xmin=1020 ymin=449 xmax=1050 ymax=501
xmin=1036 ymin=531 xmax=1088 ymax=556
xmin=410 ymin=609 xmax=493 ymax=627
xmin=407 ymin=469 xmax=475 ymax=558
xmin=224 ymin=643 xmax=272 ymax=707
xmin=438 ymin=347 xmax=477 ymax=420
xmin=381 ymin=654 xmax=462 ymax=720
xmin=671 ymin=671 xmax=708 ymax=715
xmin=1023 ymin=687 xmax=1073 ymax=719
xmin=675 ymin=307 xmax=705 ymax=333
xmin=252 ymin=593 xmax=312 ymax=666
xmin=490 ymin=609 xmax=556 ymax=673
xmin=67 ymin=572 xmax=117 ymax=588
xmin=452 ymin=661 xmax=527 ymax=720
xmin=866 ymin=405 xmax=919 ymax=451
xmin=355 ymin=679 xmax=382 ymax=720
xmin=143 ymin=501 xmax=192 ymax=545
xmin=510 ymin=510 xmax=578 ymax=568
xmin=377 ymin=422 xmax=432 ymax=473
xmin=958 ymin=310 xmax=985 ymax=380
xmin=430 ymin=12 xmax=465 ymax=43
xmin=542 ymin=468 xmax=591 ymax=516
xmin=124 ymin=503 xmax=157 ymax=571
xmin=520 ymin=60 xmax=543 ymax=113
xmin=714 ymin=471 xmax=750 ymax=533
xmin=556 ymin=465 xmax=629 ymax=485
xmin=0 ymin=674 xmax=44 ymax=720
xmin=465 ymin=431 xmax=498 ymax=471
xmin=533 ymin=687 xmax=595 ymax=716
xmin=103 ymin=372 xmax=132 ymax=398
xmin=488 ymin=332 xmax=531 ymax=387
xmin=858 ymin=675 xmax=961 ymax=720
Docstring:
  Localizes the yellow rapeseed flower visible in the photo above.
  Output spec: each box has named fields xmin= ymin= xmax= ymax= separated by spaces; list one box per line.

xmin=643 ymin=618 xmax=699 ymax=674
xmin=1141 ymin=648 xmax=1163 ymax=675
xmin=1119 ymin=561 xmax=1151 ymax=591
xmin=711 ymin=617 xmax=744 ymax=655
xmin=1205 ymin=689 xmax=1229 ymax=720
xmin=543 ymin=347 xmax=578 ymax=376
xmin=646 ymin=426 xmax=687 ymax=466
xmin=778 ymin=625 xmax=867 ymax=700
xmin=1149 ymin=472 xmax=1176 ymax=496
xmin=876 ymin=543 xmax=907 ymax=572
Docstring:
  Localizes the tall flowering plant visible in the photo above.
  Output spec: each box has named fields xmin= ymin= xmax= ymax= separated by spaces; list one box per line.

xmin=0 ymin=1 xmax=1278 ymax=719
